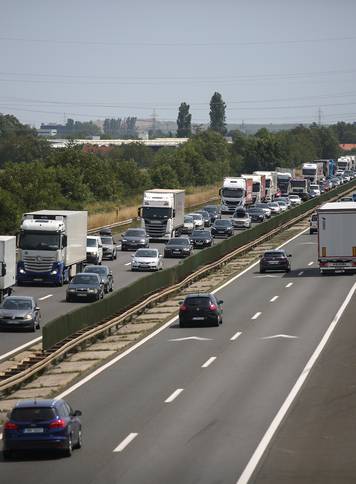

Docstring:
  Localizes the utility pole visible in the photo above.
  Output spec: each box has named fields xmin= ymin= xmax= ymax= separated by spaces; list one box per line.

xmin=318 ymin=107 xmax=322 ymax=126
xmin=151 ymin=109 xmax=157 ymax=138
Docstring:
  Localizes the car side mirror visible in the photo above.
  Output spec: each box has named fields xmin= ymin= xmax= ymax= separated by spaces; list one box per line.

xmin=178 ymin=301 xmax=183 ymax=305
xmin=159 ymin=254 xmax=162 ymax=258
xmin=218 ymin=300 xmax=223 ymax=304
xmin=288 ymin=254 xmax=292 ymax=257
xmin=35 ymin=306 xmax=40 ymax=311
xmin=109 ymin=271 xmax=113 ymax=276
xmin=73 ymin=410 xmax=82 ymax=417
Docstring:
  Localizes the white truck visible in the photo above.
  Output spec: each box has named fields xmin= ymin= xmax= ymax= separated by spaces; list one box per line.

xmin=302 ymin=162 xmax=324 ymax=183
xmin=337 ymin=156 xmax=352 ymax=173
xmin=242 ymin=174 xmax=266 ymax=203
xmin=138 ymin=189 xmax=185 ymax=241
xmin=17 ymin=210 xmax=88 ymax=286
xmin=318 ymin=202 xmax=356 ymax=274
xmin=289 ymin=178 xmax=310 ymax=201
xmin=220 ymin=177 xmax=253 ymax=213
xmin=253 ymin=171 xmax=278 ymax=201
xmin=0 ymin=236 xmax=16 ymax=303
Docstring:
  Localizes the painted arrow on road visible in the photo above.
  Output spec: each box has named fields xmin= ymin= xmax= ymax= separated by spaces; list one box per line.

xmin=169 ymin=336 xmax=213 ymax=342
xmin=261 ymin=334 xmax=298 ymax=340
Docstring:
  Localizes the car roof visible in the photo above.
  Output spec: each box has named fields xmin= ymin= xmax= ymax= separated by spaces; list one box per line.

xmin=184 ymin=293 xmax=213 ymax=298
xmin=264 ymin=249 xmax=286 ymax=254
xmin=75 ymin=272 xmax=100 ymax=278
xmin=14 ymin=399 xmax=59 ymax=409
xmin=5 ymin=295 xmax=34 ymax=301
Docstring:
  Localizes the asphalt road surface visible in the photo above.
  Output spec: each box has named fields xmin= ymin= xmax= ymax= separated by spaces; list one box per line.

xmin=1 ymin=229 xmax=355 ymax=484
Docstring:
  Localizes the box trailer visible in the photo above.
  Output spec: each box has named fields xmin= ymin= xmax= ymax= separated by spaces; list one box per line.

xmin=0 ymin=236 xmax=16 ymax=302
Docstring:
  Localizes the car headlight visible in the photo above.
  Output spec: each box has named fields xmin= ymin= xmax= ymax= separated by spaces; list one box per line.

xmin=19 ymin=268 xmax=26 ymax=274
xmin=140 ymin=239 xmax=146 ymax=243
xmin=122 ymin=239 xmax=127 ymax=242
xmin=24 ymin=314 xmax=33 ymax=320
xmin=51 ymin=270 xmax=58 ymax=275
xmin=68 ymin=288 xmax=76 ymax=293
xmin=183 ymin=247 xmax=190 ymax=251
xmin=88 ymin=288 xmax=97 ymax=293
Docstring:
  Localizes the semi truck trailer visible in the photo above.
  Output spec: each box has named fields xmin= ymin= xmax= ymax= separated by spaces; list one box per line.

xmin=0 ymin=236 xmax=16 ymax=302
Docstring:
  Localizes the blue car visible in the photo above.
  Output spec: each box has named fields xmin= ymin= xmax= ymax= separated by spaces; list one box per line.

xmin=2 ymin=399 xmax=82 ymax=458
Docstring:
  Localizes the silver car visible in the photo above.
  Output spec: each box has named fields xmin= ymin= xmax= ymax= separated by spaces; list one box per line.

xmin=0 ymin=296 xmax=41 ymax=332
xmin=131 ymin=248 xmax=163 ymax=271
xmin=232 ymin=209 xmax=251 ymax=228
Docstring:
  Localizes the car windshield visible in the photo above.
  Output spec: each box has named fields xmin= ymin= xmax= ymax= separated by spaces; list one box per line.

xmin=87 ymin=238 xmax=97 ymax=247
xmin=204 ymin=206 xmax=218 ymax=213
xmin=167 ymin=238 xmax=189 ymax=245
xmin=255 ymin=204 xmax=267 ymax=208
xmin=100 ymin=237 xmax=113 ymax=244
xmin=192 ymin=231 xmax=210 ymax=237
xmin=72 ymin=274 xmax=99 ymax=285
xmin=84 ymin=266 xmax=107 ymax=275
xmin=190 ymin=214 xmax=202 ymax=221
xmin=185 ymin=297 xmax=212 ymax=307
xmin=125 ymin=230 xmax=146 ymax=237
xmin=277 ymin=201 xmax=287 ymax=205
xmin=135 ymin=249 xmax=157 ymax=257
xmin=268 ymin=202 xmax=279 ymax=207
xmin=184 ymin=216 xmax=193 ymax=223
xmin=214 ymin=220 xmax=230 ymax=226
xmin=233 ymin=210 xmax=247 ymax=217
xmin=11 ymin=407 xmax=56 ymax=422
xmin=2 ymin=298 xmax=32 ymax=310
xmin=264 ymin=251 xmax=285 ymax=258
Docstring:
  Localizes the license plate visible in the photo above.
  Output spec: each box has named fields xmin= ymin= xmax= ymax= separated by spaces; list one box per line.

xmin=269 ymin=261 xmax=279 ymax=264
xmin=33 ymin=278 xmax=43 ymax=282
xmin=196 ymin=241 xmax=203 ymax=245
xmin=77 ymin=293 xmax=87 ymax=297
xmin=173 ymin=250 xmax=180 ymax=254
xmin=24 ymin=428 xmax=44 ymax=433
xmin=192 ymin=316 xmax=205 ymax=320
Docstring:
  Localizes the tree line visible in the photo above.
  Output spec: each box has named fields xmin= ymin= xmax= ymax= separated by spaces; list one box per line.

xmin=0 ymin=112 xmax=349 ymax=234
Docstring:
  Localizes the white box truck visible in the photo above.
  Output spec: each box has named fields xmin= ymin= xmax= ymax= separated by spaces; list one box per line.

xmin=138 ymin=189 xmax=185 ymax=241
xmin=17 ymin=210 xmax=88 ymax=286
xmin=318 ymin=202 xmax=356 ymax=274
xmin=253 ymin=171 xmax=278 ymax=201
xmin=0 ymin=236 xmax=16 ymax=302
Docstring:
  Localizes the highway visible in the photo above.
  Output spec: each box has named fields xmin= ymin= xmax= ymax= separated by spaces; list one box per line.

xmin=1 ymin=228 xmax=355 ymax=483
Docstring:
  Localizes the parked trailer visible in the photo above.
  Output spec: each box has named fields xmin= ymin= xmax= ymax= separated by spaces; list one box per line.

xmin=318 ymin=202 xmax=356 ymax=274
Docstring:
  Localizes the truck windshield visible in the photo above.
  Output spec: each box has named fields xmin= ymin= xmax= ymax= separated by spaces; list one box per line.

xmin=222 ymin=188 xmax=244 ymax=198
xmin=302 ymin=169 xmax=316 ymax=176
xmin=19 ymin=231 xmax=60 ymax=251
xmin=265 ymin=180 xmax=271 ymax=188
xmin=142 ymin=207 xmax=172 ymax=219
xmin=291 ymin=181 xmax=306 ymax=188
xmin=252 ymin=183 xmax=260 ymax=192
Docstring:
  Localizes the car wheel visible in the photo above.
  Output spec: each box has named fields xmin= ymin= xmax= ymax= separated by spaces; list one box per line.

xmin=74 ymin=428 xmax=82 ymax=449
xmin=64 ymin=435 xmax=73 ymax=457
xmin=104 ymin=285 xmax=108 ymax=294
xmin=36 ymin=318 xmax=40 ymax=329
xmin=101 ymin=291 xmax=104 ymax=299
xmin=3 ymin=450 xmax=13 ymax=460
xmin=179 ymin=321 xmax=186 ymax=328
xmin=111 ymin=253 xmax=115 ymax=261
xmin=109 ymin=284 xmax=113 ymax=292
xmin=66 ymin=296 xmax=71 ymax=302
xmin=213 ymin=318 xmax=220 ymax=327
xmin=260 ymin=268 xmax=265 ymax=273
xmin=30 ymin=321 xmax=36 ymax=332
xmin=114 ymin=251 xmax=117 ymax=260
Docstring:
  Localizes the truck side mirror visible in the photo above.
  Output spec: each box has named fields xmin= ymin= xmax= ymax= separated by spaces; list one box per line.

xmin=138 ymin=207 xmax=142 ymax=217
xmin=62 ymin=235 xmax=67 ymax=248
xmin=1 ymin=262 xmax=6 ymax=277
xmin=172 ymin=209 xmax=176 ymax=217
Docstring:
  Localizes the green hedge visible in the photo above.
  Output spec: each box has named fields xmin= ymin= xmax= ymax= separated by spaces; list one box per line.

xmin=43 ymin=179 xmax=356 ymax=349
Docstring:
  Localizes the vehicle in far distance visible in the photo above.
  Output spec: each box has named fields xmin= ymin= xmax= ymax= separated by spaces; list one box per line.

xmin=164 ymin=238 xmax=193 ymax=258
xmin=309 ymin=183 xmax=321 ymax=196
xmin=190 ymin=229 xmax=213 ymax=248
xmin=211 ymin=219 xmax=233 ymax=237
xmin=289 ymin=178 xmax=310 ymax=201
xmin=66 ymin=272 xmax=104 ymax=302
xmin=196 ymin=210 xmax=211 ymax=227
xmin=138 ymin=189 xmax=185 ymax=241
xmin=83 ymin=265 xmax=113 ymax=293
xmin=187 ymin=213 xmax=204 ymax=229
xmin=275 ymin=200 xmax=288 ymax=211
xmin=309 ymin=212 xmax=318 ymax=234
xmin=267 ymin=201 xmax=281 ymax=214
xmin=277 ymin=172 xmax=292 ymax=195
xmin=86 ymin=236 xmax=103 ymax=265
xmin=242 ymin=174 xmax=266 ymax=203
xmin=317 ymin=202 xmax=356 ymax=274
xmin=302 ymin=162 xmax=324 ymax=183
xmin=2 ymin=399 xmax=82 ymax=458
xmin=288 ymin=194 xmax=302 ymax=206
xmin=131 ymin=248 xmax=163 ymax=271
xmin=337 ymin=156 xmax=352 ymax=173
xmin=247 ymin=207 xmax=266 ymax=222
xmin=182 ymin=215 xmax=194 ymax=235
xmin=232 ymin=208 xmax=252 ymax=229
xmin=0 ymin=236 xmax=16 ymax=303
xmin=220 ymin=177 xmax=253 ymax=213
xmin=260 ymin=249 xmax=291 ymax=273
xmin=203 ymin=205 xmax=221 ymax=223
xmin=179 ymin=293 xmax=223 ymax=327
xmin=121 ymin=228 xmax=149 ymax=251
xmin=253 ymin=171 xmax=278 ymax=201
xmin=100 ymin=234 xmax=117 ymax=260
xmin=0 ymin=296 xmax=41 ymax=332
xmin=253 ymin=203 xmax=271 ymax=218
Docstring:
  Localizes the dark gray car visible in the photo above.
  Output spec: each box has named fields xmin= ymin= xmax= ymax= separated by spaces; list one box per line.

xmin=0 ymin=296 xmax=41 ymax=332
xmin=83 ymin=265 xmax=113 ymax=293
xmin=100 ymin=235 xmax=117 ymax=260
xmin=66 ymin=273 xmax=104 ymax=302
xmin=164 ymin=237 xmax=193 ymax=258
xmin=121 ymin=229 xmax=149 ymax=251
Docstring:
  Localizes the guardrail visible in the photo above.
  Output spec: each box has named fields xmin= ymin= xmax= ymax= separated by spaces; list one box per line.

xmin=0 ymin=180 xmax=354 ymax=396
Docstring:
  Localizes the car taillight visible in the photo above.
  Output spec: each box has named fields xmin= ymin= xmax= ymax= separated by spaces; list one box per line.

xmin=4 ymin=421 xmax=18 ymax=430
xmin=209 ymin=304 xmax=217 ymax=311
xmin=49 ymin=419 xmax=66 ymax=429
xmin=179 ymin=304 xmax=188 ymax=312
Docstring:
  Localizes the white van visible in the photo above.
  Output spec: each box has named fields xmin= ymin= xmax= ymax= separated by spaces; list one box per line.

xmin=86 ymin=236 xmax=103 ymax=265
xmin=309 ymin=213 xmax=318 ymax=234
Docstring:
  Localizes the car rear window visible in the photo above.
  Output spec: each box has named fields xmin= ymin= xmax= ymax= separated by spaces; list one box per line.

xmin=11 ymin=407 xmax=56 ymax=421
xmin=185 ymin=297 xmax=211 ymax=307
xmin=264 ymin=252 xmax=285 ymax=258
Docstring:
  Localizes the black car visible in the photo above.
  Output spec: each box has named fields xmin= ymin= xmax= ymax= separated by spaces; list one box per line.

xmin=211 ymin=219 xmax=233 ymax=237
xmin=247 ymin=207 xmax=266 ymax=222
xmin=196 ymin=210 xmax=211 ymax=227
xmin=0 ymin=296 xmax=41 ymax=332
xmin=260 ymin=249 xmax=291 ymax=273
xmin=100 ymin=235 xmax=117 ymax=260
xmin=66 ymin=273 xmax=104 ymax=302
xmin=121 ymin=229 xmax=149 ymax=251
xmin=164 ymin=237 xmax=193 ymax=258
xmin=99 ymin=228 xmax=112 ymax=236
xmin=83 ymin=265 xmax=113 ymax=293
xmin=203 ymin=205 xmax=221 ymax=223
xmin=2 ymin=399 xmax=82 ymax=458
xmin=190 ymin=230 xmax=213 ymax=248
xmin=179 ymin=293 xmax=223 ymax=327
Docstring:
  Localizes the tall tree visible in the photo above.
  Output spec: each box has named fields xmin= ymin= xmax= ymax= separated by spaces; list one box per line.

xmin=176 ymin=102 xmax=192 ymax=137
xmin=209 ymin=92 xmax=227 ymax=135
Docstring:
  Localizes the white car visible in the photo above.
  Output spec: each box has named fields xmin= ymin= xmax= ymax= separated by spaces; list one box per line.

xmin=232 ymin=209 xmax=251 ymax=229
xmin=131 ymin=248 xmax=163 ymax=271
xmin=187 ymin=213 xmax=204 ymax=229
xmin=309 ymin=213 xmax=318 ymax=234
xmin=309 ymin=184 xmax=321 ymax=196
xmin=288 ymin=194 xmax=302 ymax=206
xmin=86 ymin=236 xmax=103 ymax=265
xmin=267 ymin=202 xmax=281 ymax=214
xmin=276 ymin=200 xmax=288 ymax=211
xmin=182 ymin=215 xmax=194 ymax=234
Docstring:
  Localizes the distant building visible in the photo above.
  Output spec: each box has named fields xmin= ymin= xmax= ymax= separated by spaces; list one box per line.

xmin=37 ymin=128 xmax=58 ymax=137
xmin=339 ymin=143 xmax=356 ymax=151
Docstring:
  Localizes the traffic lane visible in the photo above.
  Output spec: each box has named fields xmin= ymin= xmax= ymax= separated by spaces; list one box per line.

xmin=0 ymin=228 xmax=331 ymax=482
xmin=249 ymin=284 xmax=356 ymax=484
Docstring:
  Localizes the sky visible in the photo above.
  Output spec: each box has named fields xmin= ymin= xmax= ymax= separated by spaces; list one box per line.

xmin=1 ymin=0 xmax=356 ymax=128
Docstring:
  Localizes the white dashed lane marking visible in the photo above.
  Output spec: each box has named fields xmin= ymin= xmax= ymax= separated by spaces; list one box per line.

xmin=165 ymin=388 xmax=184 ymax=403
xmin=201 ymin=357 xmax=216 ymax=368
xmin=230 ymin=331 xmax=242 ymax=341
xmin=285 ymin=282 xmax=293 ymax=288
xmin=270 ymin=296 xmax=279 ymax=303
xmin=113 ymin=433 xmax=138 ymax=452
xmin=251 ymin=312 xmax=262 ymax=320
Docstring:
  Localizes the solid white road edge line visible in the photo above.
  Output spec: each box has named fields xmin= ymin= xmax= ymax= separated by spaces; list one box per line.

xmin=201 ymin=356 xmax=216 ymax=368
xmin=230 ymin=331 xmax=242 ymax=341
xmin=164 ymin=388 xmax=184 ymax=403
xmin=251 ymin=312 xmax=261 ymax=320
xmin=0 ymin=336 xmax=42 ymax=362
xmin=285 ymin=282 xmax=293 ymax=288
xmin=38 ymin=294 xmax=53 ymax=301
xmin=236 ymin=280 xmax=356 ymax=484
xmin=113 ymin=433 xmax=138 ymax=452
xmin=270 ymin=296 xmax=279 ymax=303
xmin=56 ymin=226 xmax=310 ymax=400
